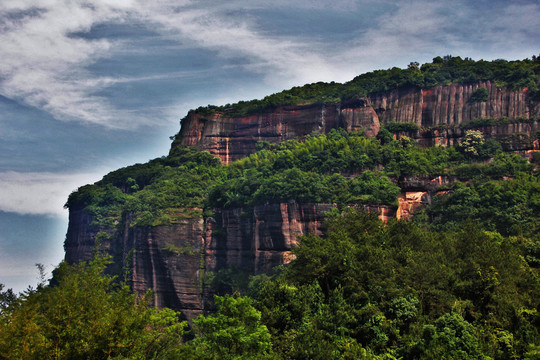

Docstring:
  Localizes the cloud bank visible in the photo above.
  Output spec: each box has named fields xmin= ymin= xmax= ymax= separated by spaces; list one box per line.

xmin=0 ymin=171 xmax=104 ymax=216
xmin=0 ymin=0 xmax=538 ymax=130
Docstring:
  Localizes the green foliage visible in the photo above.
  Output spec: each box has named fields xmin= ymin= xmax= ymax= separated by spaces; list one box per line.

xmin=460 ymin=116 xmax=538 ymax=130
xmin=0 ymin=256 xmax=187 ymax=359
xmin=65 ymin=127 xmax=534 ymax=237
xmin=65 ymin=146 xmax=224 ymax=227
xmin=423 ymin=174 xmax=540 ymax=236
xmin=253 ymin=209 xmax=540 ymax=359
xmin=189 ymin=294 xmax=273 ymax=359
xmin=176 ymin=56 xmax=540 ymax=118
xmin=162 ymin=243 xmax=197 ymax=256
xmin=421 ymin=313 xmax=483 ymax=359
xmin=383 ymin=122 xmax=420 ymax=134
xmin=469 ymin=87 xmax=489 ymax=103
xmin=456 ymin=130 xmax=487 ymax=158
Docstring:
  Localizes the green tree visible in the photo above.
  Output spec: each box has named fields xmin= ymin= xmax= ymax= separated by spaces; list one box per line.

xmin=457 ymin=130 xmax=486 ymax=158
xmin=190 ymin=294 xmax=273 ymax=359
xmin=469 ymin=87 xmax=489 ymax=103
xmin=0 ymin=256 xmax=187 ymax=360
xmin=421 ymin=313 xmax=483 ymax=359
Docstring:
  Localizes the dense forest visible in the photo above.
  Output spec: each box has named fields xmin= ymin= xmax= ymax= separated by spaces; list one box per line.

xmin=188 ymin=55 xmax=540 ymax=117
xmin=1 ymin=56 xmax=540 ymax=359
xmin=2 ymin=129 xmax=539 ymax=359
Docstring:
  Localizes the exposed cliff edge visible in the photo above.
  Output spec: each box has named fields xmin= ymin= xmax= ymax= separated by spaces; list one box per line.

xmin=173 ymin=81 xmax=538 ymax=164
xmin=175 ymin=99 xmax=380 ymax=164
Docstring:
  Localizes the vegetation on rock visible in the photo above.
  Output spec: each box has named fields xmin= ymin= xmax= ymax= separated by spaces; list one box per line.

xmin=183 ymin=55 xmax=540 ymax=117
xmin=3 ymin=55 xmax=539 ymax=359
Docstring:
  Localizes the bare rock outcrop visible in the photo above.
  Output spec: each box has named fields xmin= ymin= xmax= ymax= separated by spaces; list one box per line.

xmin=176 ymin=101 xmax=380 ymax=164
xmin=175 ymin=81 xmax=538 ymax=162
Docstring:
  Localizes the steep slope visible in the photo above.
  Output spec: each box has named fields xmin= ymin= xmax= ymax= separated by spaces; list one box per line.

xmin=64 ymin=56 xmax=540 ymax=318
xmin=174 ymin=81 xmax=538 ymax=164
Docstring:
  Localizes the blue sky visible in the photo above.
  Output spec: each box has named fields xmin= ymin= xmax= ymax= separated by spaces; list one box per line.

xmin=0 ymin=0 xmax=539 ymax=292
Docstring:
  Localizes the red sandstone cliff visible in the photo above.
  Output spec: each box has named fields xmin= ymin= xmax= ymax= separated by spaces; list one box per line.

xmin=64 ymin=201 xmax=397 ymax=317
xmin=174 ymin=82 xmax=539 ymax=163
xmin=369 ymin=81 xmax=533 ymax=126
xmin=65 ymin=81 xmax=539 ymax=319
xmin=175 ymin=100 xmax=380 ymax=164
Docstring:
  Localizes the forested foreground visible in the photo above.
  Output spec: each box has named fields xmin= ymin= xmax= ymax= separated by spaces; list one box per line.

xmin=2 ymin=125 xmax=540 ymax=359
xmin=1 ymin=209 xmax=539 ymax=359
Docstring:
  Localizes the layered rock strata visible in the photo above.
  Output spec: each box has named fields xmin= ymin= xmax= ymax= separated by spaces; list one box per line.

xmin=65 ymin=201 xmax=401 ymax=317
xmin=176 ymin=100 xmax=380 ymax=164
xmin=175 ymin=82 xmax=538 ymax=163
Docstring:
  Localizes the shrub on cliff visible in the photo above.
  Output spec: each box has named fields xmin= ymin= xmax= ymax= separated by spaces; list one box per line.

xmin=469 ymin=87 xmax=489 ymax=103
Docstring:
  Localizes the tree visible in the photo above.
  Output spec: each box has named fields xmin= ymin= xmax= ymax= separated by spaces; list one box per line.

xmin=469 ymin=87 xmax=489 ymax=103
xmin=457 ymin=130 xmax=486 ymax=158
xmin=190 ymin=294 xmax=273 ymax=359
xmin=0 ymin=256 xmax=187 ymax=360
xmin=421 ymin=313 xmax=483 ymax=359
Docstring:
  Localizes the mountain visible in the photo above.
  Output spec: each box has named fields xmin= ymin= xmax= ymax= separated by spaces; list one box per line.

xmin=175 ymin=80 xmax=537 ymax=164
xmin=63 ymin=56 xmax=540 ymax=318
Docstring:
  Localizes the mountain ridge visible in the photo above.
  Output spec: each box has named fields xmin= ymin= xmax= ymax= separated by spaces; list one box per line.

xmin=64 ymin=56 xmax=540 ymax=317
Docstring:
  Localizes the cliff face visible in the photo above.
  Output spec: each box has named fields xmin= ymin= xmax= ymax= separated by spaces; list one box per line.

xmin=176 ymin=100 xmax=380 ymax=164
xmin=206 ymin=202 xmax=334 ymax=275
xmin=64 ymin=203 xmax=335 ymax=317
xmin=369 ymin=81 xmax=532 ymax=126
xmin=64 ymin=201 xmax=397 ymax=317
xmin=175 ymin=81 xmax=538 ymax=163
xmin=64 ymin=207 xmax=206 ymax=319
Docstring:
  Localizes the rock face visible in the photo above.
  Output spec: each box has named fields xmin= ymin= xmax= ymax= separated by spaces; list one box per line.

xmin=175 ymin=82 xmax=539 ymax=163
xmin=64 ymin=201 xmax=397 ymax=317
xmin=369 ymin=81 xmax=533 ymax=126
xmin=64 ymin=207 xmax=206 ymax=320
xmin=64 ymin=203 xmax=338 ymax=316
xmin=206 ymin=202 xmax=334 ymax=275
xmin=176 ymin=101 xmax=380 ymax=164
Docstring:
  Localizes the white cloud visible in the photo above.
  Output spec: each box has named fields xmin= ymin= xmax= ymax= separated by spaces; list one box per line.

xmin=0 ymin=1 xmax=157 ymax=129
xmin=338 ymin=0 xmax=539 ymax=70
xmin=0 ymin=171 xmax=104 ymax=216
xmin=0 ymin=0 xmax=358 ymax=131
xmin=0 ymin=0 xmax=538 ymax=130
xmin=136 ymin=3 xmax=350 ymax=87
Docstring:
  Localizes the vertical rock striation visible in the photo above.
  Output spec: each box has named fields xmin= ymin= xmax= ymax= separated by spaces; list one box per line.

xmin=369 ymin=81 xmax=533 ymax=126
xmin=205 ymin=202 xmax=335 ymax=275
xmin=175 ymin=81 xmax=538 ymax=162
xmin=176 ymin=101 xmax=380 ymax=164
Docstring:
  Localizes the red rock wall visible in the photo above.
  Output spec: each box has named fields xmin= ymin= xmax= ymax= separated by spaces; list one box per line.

xmin=176 ymin=101 xmax=380 ymax=164
xmin=175 ymin=82 xmax=538 ymax=164
xmin=369 ymin=81 xmax=535 ymax=127
xmin=64 ymin=207 xmax=116 ymax=264
xmin=65 ymin=209 xmax=206 ymax=319
xmin=206 ymin=202 xmax=335 ymax=274
xmin=128 ymin=219 xmax=205 ymax=320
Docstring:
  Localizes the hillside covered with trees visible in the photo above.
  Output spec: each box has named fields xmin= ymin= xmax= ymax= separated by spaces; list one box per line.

xmin=1 ymin=56 xmax=540 ymax=359
xmin=189 ymin=55 xmax=540 ymax=117
xmin=3 ymin=127 xmax=539 ymax=359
